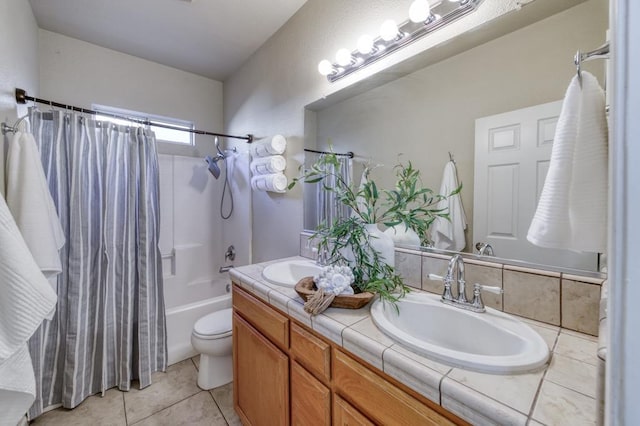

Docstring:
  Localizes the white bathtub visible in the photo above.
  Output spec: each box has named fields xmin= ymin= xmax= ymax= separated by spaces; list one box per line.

xmin=165 ymin=289 xmax=232 ymax=365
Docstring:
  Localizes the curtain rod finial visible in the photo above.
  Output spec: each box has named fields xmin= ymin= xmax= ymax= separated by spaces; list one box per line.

xmin=15 ymin=88 xmax=27 ymax=104
xmin=247 ymin=134 xmax=254 ymax=143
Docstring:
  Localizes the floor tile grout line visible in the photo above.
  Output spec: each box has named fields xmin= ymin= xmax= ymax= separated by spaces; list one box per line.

xmin=128 ymin=389 xmax=204 ymax=425
xmin=123 ymin=391 xmax=129 ymax=426
xmin=208 ymin=389 xmax=230 ymax=426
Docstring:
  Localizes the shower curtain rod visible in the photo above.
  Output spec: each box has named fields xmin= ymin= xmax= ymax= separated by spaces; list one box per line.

xmin=304 ymin=148 xmax=354 ymax=158
xmin=5 ymin=88 xmax=253 ymax=143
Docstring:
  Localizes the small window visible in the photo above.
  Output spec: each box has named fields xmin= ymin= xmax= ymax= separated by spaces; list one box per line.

xmin=93 ymin=104 xmax=194 ymax=146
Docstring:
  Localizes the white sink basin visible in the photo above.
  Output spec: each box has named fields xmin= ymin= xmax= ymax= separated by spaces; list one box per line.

xmin=371 ymin=292 xmax=550 ymax=374
xmin=262 ymin=259 xmax=323 ymax=287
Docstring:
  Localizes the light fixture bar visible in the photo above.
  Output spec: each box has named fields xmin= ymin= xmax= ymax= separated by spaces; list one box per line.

xmin=322 ymin=0 xmax=484 ymax=83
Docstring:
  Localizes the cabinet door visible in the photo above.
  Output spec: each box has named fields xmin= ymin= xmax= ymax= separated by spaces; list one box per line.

xmin=233 ymin=313 xmax=289 ymax=426
xmin=333 ymin=395 xmax=374 ymax=426
xmin=291 ymin=361 xmax=331 ymax=426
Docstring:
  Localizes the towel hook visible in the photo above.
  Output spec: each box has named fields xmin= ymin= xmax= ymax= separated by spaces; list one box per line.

xmin=574 ymin=50 xmax=583 ymax=86
xmin=448 ymin=151 xmax=455 ymax=163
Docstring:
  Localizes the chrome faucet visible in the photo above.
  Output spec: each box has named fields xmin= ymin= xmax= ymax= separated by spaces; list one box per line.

xmin=444 ymin=254 xmax=468 ymax=304
xmin=430 ymin=254 xmax=503 ymax=313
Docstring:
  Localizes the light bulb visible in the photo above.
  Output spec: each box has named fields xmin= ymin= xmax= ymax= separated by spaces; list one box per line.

xmin=380 ymin=19 xmax=399 ymax=41
xmin=357 ymin=34 xmax=375 ymax=55
xmin=409 ymin=0 xmax=431 ymax=23
xmin=318 ymin=59 xmax=334 ymax=76
xmin=335 ymin=48 xmax=353 ymax=66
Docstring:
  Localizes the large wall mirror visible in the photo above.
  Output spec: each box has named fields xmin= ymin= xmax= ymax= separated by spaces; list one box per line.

xmin=303 ymin=0 xmax=608 ymax=274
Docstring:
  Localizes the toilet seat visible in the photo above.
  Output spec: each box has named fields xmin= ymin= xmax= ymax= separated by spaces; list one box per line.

xmin=192 ymin=308 xmax=232 ymax=340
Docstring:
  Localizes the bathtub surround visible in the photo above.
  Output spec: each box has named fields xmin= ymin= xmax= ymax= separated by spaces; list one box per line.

xmin=159 ymin=154 xmax=236 ymax=364
xmin=26 ymin=110 xmax=167 ymax=419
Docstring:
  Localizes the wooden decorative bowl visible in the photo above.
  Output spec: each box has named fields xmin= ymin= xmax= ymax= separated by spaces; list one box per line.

xmin=294 ymin=277 xmax=375 ymax=309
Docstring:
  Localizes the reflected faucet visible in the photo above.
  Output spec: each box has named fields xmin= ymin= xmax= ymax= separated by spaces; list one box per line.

xmin=475 ymin=242 xmax=495 ymax=256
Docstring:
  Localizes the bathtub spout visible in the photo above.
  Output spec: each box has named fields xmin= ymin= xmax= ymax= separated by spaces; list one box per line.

xmin=219 ymin=265 xmax=234 ymax=273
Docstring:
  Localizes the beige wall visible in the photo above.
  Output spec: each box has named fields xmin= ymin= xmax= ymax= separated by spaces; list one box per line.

xmin=315 ymin=0 xmax=608 ymax=252
xmin=38 ymin=30 xmax=224 ymax=158
xmin=0 ymin=0 xmax=38 ymax=126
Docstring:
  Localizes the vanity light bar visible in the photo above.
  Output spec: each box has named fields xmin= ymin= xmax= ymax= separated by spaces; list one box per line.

xmin=319 ymin=0 xmax=484 ymax=83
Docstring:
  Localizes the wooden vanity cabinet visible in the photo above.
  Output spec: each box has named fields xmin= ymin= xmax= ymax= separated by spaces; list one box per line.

xmin=233 ymin=313 xmax=289 ymax=426
xmin=232 ymin=284 xmax=465 ymax=426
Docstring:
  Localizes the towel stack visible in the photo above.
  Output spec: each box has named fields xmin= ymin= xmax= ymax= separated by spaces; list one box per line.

xmin=250 ymin=135 xmax=288 ymax=193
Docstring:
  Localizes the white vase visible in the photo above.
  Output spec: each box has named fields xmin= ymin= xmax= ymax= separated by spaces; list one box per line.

xmin=364 ymin=223 xmax=395 ymax=268
xmin=383 ymin=224 xmax=421 ymax=247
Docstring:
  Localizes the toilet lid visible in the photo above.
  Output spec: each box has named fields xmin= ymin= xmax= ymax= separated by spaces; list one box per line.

xmin=193 ymin=308 xmax=232 ymax=337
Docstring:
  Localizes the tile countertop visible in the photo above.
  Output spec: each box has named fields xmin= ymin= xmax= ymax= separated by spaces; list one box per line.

xmin=230 ymin=257 xmax=599 ymax=426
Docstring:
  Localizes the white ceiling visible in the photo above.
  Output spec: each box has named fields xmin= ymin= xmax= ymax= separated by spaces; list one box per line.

xmin=28 ymin=0 xmax=308 ymax=81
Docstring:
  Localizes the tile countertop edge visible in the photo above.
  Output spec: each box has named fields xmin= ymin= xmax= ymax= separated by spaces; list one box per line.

xmin=228 ymin=258 xmax=596 ymax=426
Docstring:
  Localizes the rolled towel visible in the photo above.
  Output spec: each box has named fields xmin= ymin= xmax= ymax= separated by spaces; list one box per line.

xmin=254 ymin=135 xmax=286 ymax=157
xmin=251 ymin=173 xmax=288 ymax=193
xmin=250 ymin=155 xmax=286 ymax=175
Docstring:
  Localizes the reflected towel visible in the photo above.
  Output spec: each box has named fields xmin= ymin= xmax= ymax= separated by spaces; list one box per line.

xmin=0 ymin=195 xmax=57 ymax=426
xmin=250 ymin=155 xmax=286 ymax=175
xmin=254 ymin=135 xmax=287 ymax=157
xmin=527 ymin=72 xmax=608 ymax=252
xmin=5 ymin=131 xmax=65 ymax=280
xmin=251 ymin=173 xmax=288 ymax=192
xmin=431 ymin=161 xmax=467 ymax=251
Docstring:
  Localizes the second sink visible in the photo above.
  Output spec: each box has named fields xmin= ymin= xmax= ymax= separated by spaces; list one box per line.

xmin=262 ymin=259 xmax=323 ymax=287
xmin=370 ymin=292 xmax=550 ymax=374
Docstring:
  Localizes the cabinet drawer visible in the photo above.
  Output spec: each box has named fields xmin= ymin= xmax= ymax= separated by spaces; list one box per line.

xmin=290 ymin=323 xmax=331 ymax=382
xmin=233 ymin=286 xmax=289 ymax=349
xmin=333 ymin=349 xmax=456 ymax=426
xmin=333 ymin=395 xmax=374 ymax=426
xmin=291 ymin=361 xmax=331 ymax=426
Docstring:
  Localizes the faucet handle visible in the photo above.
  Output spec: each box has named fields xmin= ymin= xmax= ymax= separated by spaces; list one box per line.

xmin=474 ymin=284 xmax=503 ymax=294
xmin=471 ymin=283 xmax=504 ymax=312
xmin=428 ymin=273 xmax=444 ymax=281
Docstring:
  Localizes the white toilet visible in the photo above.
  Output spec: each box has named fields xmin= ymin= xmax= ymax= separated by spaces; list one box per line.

xmin=190 ymin=308 xmax=233 ymax=390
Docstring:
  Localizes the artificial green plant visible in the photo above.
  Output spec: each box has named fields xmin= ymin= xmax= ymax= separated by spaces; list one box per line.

xmin=289 ymin=152 xmax=459 ymax=304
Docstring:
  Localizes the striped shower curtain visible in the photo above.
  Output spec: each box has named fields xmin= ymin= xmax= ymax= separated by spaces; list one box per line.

xmin=316 ymin=153 xmax=352 ymax=227
xmin=26 ymin=109 xmax=167 ymax=418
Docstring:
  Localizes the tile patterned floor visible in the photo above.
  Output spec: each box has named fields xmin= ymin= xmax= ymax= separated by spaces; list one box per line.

xmin=31 ymin=357 xmax=241 ymax=426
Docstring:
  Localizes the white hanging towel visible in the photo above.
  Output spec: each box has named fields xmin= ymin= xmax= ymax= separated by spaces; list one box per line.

xmin=254 ymin=134 xmax=287 ymax=157
xmin=431 ymin=161 xmax=467 ymax=251
xmin=250 ymin=155 xmax=286 ymax=175
xmin=251 ymin=172 xmax=288 ymax=192
xmin=527 ymin=72 xmax=608 ymax=252
xmin=0 ymin=194 xmax=57 ymax=426
xmin=5 ymin=131 xmax=66 ymax=280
